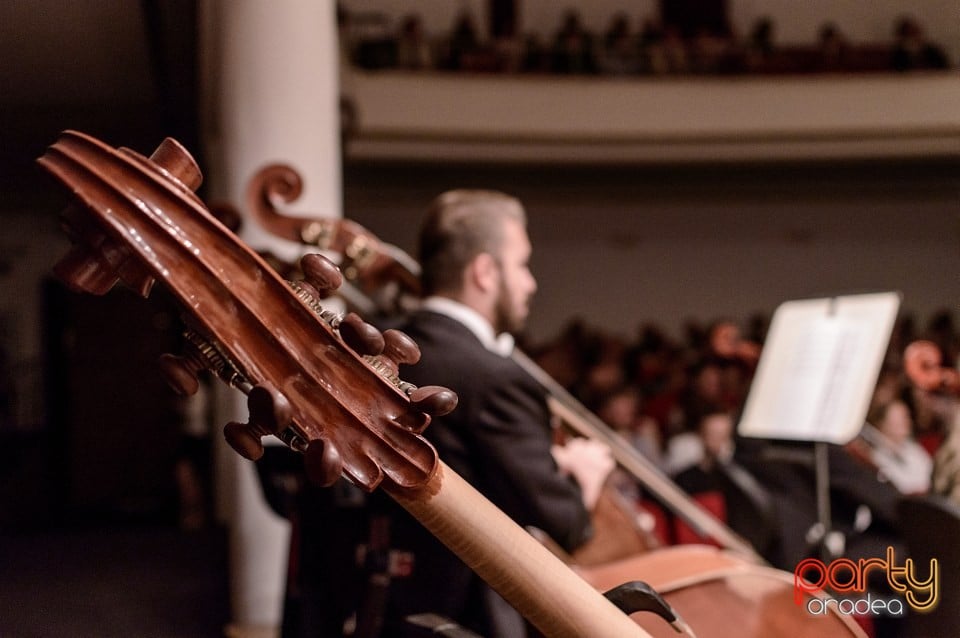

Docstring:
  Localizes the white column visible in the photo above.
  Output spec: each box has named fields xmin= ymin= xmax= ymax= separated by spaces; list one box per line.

xmin=199 ymin=1 xmax=342 ymax=633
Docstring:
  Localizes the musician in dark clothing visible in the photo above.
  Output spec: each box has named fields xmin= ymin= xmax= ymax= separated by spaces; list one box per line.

xmin=733 ymin=437 xmax=907 ymax=638
xmin=373 ymin=189 xmax=614 ymax=637
xmin=733 ymin=436 xmax=904 ymax=571
xmin=672 ymin=407 xmax=779 ymax=558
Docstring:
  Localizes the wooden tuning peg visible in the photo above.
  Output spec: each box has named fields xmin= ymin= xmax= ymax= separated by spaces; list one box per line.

xmin=300 ymin=253 xmax=343 ymax=298
xmin=382 ymin=330 xmax=421 ymax=368
xmin=222 ymin=383 xmax=293 ymax=461
xmin=370 ymin=329 xmax=422 ymax=378
xmin=295 ymin=279 xmax=323 ymax=301
xmin=303 ymin=439 xmax=344 ymax=487
xmin=339 ymin=312 xmax=385 ymax=356
xmin=147 ymin=137 xmax=203 ymax=192
xmin=223 ymin=421 xmax=265 ymax=461
xmin=247 ymin=383 xmax=293 ymax=435
xmin=158 ymin=352 xmax=203 ymax=396
xmin=52 ymin=243 xmax=120 ymax=295
xmin=116 ymin=258 xmax=156 ymax=298
xmin=409 ymin=386 xmax=458 ymax=417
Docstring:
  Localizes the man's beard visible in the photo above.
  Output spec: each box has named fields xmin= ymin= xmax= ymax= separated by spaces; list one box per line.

xmin=493 ymin=278 xmax=526 ymax=335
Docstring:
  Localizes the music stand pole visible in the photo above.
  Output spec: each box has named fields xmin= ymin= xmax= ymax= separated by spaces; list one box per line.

xmin=814 ymin=441 xmax=833 ymax=560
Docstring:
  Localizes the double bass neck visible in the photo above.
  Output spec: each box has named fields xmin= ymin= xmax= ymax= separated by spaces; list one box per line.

xmin=511 ymin=349 xmax=763 ymax=563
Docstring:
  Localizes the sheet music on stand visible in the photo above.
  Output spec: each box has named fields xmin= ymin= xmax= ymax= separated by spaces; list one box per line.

xmin=738 ymin=291 xmax=901 ymax=445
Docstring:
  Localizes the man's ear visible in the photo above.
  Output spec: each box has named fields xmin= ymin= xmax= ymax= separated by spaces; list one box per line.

xmin=468 ymin=252 xmax=499 ymax=294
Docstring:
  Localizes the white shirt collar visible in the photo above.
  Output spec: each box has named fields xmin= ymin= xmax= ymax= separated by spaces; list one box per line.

xmin=420 ymin=296 xmax=515 ymax=357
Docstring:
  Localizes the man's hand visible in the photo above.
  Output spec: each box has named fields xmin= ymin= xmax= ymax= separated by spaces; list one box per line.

xmin=551 ymin=438 xmax=615 ymax=510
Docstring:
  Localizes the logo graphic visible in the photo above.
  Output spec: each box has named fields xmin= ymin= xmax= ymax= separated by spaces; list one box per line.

xmin=794 ymin=547 xmax=939 ymax=617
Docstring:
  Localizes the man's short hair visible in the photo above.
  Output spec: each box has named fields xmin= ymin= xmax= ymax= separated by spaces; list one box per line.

xmin=418 ymin=189 xmax=526 ymax=296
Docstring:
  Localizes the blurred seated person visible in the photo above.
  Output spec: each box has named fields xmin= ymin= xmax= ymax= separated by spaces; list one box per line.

xmin=668 ymin=407 xmax=733 ymax=477
xmin=688 ymin=26 xmax=735 ymax=73
xmin=659 ymin=0 xmax=732 ymax=41
xmin=671 ymin=407 xmax=777 ymax=557
xmin=396 ymin=14 xmax=433 ymax=70
xmin=930 ymin=403 xmax=960 ymax=506
xmin=702 ymin=319 xmax=759 ymax=412
xmin=735 ymin=434 xmax=904 ymax=571
xmin=574 ymin=332 xmax=628 ymax=408
xmin=682 ymin=357 xmax=744 ymax=423
xmin=519 ymin=32 xmax=552 ymax=72
xmin=642 ymin=22 xmax=690 ymax=74
xmin=892 ymin=16 xmax=949 ymax=71
xmin=816 ymin=22 xmax=850 ymax=71
xmin=596 ymin=384 xmax=662 ymax=464
xmin=598 ymin=12 xmax=640 ymax=74
xmin=900 ymin=335 xmax=960 ymax=504
xmin=440 ymin=11 xmax=482 ymax=70
xmin=551 ymin=9 xmax=597 ymax=73
xmin=856 ymin=399 xmax=932 ymax=495
xmin=744 ymin=16 xmax=776 ymax=71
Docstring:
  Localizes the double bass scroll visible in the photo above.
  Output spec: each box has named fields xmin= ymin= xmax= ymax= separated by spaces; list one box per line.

xmin=245 ymin=163 xmax=421 ymax=315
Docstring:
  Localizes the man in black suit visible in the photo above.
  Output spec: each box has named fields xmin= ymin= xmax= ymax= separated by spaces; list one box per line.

xmin=374 ymin=189 xmax=614 ymax=637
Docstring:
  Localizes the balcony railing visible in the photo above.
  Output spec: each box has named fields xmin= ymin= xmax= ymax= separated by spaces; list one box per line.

xmin=344 ymin=70 xmax=960 ymax=163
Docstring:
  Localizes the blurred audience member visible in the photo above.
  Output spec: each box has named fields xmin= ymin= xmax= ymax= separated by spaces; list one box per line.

xmin=344 ymin=7 xmax=953 ymax=77
xmin=862 ymin=399 xmax=932 ymax=494
xmin=520 ymin=32 xmax=552 ymax=72
xmin=744 ymin=17 xmax=776 ymax=70
xmin=816 ymin=22 xmax=849 ymax=71
xmin=892 ymin=16 xmax=949 ymax=71
xmin=396 ymin=14 xmax=433 ymax=70
xmin=598 ymin=12 xmax=640 ymax=74
xmin=644 ymin=23 xmax=690 ymax=74
xmin=441 ymin=11 xmax=482 ymax=70
xmin=551 ymin=9 xmax=597 ymax=74
xmin=597 ymin=385 xmax=662 ymax=464
xmin=689 ymin=26 xmax=735 ymax=73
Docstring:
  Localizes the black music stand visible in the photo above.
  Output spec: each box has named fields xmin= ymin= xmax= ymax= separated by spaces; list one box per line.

xmin=737 ymin=292 xmax=901 ymax=559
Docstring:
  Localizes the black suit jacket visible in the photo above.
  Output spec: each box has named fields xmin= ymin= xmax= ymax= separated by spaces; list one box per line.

xmin=377 ymin=310 xmax=593 ymax=637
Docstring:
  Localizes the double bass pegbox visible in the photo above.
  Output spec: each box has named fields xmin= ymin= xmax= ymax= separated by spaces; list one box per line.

xmin=40 ymin=131 xmax=450 ymax=495
xmin=288 ymin=254 xmax=455 ymax=415
xmin=159 ymin=327 xmax=250 ymax=398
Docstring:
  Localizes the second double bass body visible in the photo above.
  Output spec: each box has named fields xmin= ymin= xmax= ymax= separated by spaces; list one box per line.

xmin=579 ymin=545 xmax=866 ymax=638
